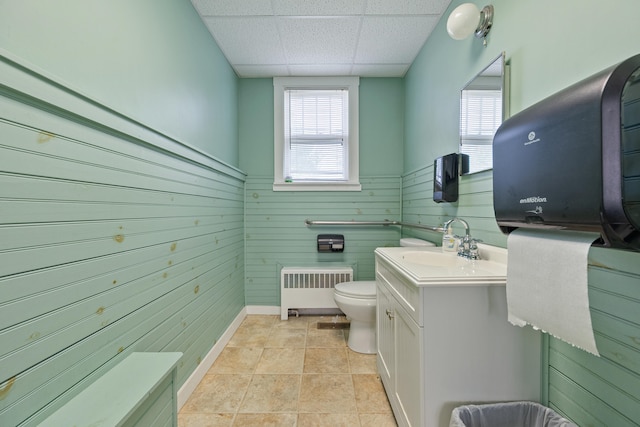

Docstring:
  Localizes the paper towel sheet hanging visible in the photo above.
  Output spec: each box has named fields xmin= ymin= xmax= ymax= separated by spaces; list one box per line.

xmin=506 ymin=228 xmax=600 ymax=356
xmin=493 ymin=54 xmax=640 ymax=251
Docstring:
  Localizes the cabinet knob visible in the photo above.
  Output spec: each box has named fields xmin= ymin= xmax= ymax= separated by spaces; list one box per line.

xmin=386 ymin=309 xmax=394 ymax=319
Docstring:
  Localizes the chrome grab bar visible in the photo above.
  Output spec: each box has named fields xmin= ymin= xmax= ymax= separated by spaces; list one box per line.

xmin=304 ymin=219 xmax=444 ymax=233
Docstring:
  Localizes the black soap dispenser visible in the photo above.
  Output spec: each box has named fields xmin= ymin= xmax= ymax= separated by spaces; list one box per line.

xmin=433 ymin=153 xmax=459 ymax=203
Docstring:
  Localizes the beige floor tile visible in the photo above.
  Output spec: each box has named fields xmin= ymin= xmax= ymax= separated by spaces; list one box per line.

xmin=304 ymin=347 xmax=349 ymax=374
xmin=274 ymin=316 xmax=311 ymax=329
xmin=178 ymin=412 xmax=234 ymax=427
xmin=359 ymin=413 xmax=398 ymax=426
xmin=209 ymin=347 xmax=263 ymax=374
xmin=307 ymin=315 xmax=349 ymax=328
xmin=232 ymin=413 xmax=297 ymax=426
xmin=181 ymin=374 xmax=252 ymax=413
xmin=240 ymin=315 xmax=278 ymax=328
xmin=353 ymin=374 xmax=393 ymax=414
xmin=239 ymin=374 xmax=301 ymax=413
xmin=265 ymin=328 xmax=307 ymax=348
xmin=255 ymin=348 xmax=305 ymax=374
xmin=303 ymin=316 xmax=326 ymax=327
xmin=227 ymin=327 xmax=271 ymax=348
xmin=297 ymin=413 xmax=361 ymax=427
xmin=298 ymin=374 xmax=357 ymax=413
xmin=180 ymin=314 xmax=397 ymax=427
xmin=306 ymin=328 xmax=347 ymax=348
xmin=347 ymin=350 xmax=377 ymax=374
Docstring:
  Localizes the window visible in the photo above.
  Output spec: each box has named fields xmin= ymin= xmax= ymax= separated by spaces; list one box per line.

xmin=459 ymin=89 xmax=502 ymax=172
xmin=274 ymin=77 xmax=360 ymax=191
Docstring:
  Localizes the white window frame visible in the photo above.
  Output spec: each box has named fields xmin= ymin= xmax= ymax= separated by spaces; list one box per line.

xmin=273 ymin=76 xmax=360 ymax=191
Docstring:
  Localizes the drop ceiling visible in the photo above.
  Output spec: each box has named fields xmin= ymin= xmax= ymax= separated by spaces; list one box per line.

xmin=191 ymin=0 xmax=453 ymax=78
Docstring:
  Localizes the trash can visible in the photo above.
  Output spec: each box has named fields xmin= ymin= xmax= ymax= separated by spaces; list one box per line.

xmin=450 ymin=401 xmax=579 ymax=427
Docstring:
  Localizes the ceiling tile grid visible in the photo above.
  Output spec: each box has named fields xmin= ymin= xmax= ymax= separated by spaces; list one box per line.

xmin=191 ymin=0 xmax=453 ymax=77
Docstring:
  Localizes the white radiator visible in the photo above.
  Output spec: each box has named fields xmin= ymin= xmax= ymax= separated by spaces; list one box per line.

xmin=280 ymin=267 xmax=353 ymax=320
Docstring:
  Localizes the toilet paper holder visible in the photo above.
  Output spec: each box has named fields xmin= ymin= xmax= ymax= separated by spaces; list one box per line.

xmin=317 ymin=234 xmax=344 ymax=253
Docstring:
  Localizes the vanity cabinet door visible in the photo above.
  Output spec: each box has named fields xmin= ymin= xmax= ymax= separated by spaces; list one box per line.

xmin=394 ymin=305 xmax=423 ymax=427
xmin=376 ymin=281 xmax=394 ymax=386
xmin=377 ymin=277 xmax=423 ymax=427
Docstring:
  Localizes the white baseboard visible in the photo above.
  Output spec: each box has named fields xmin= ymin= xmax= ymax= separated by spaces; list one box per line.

xmin=177 ymin=307 xmax=247 ymax=409
xmin=245 ymin=305 xmax=280 ymax=315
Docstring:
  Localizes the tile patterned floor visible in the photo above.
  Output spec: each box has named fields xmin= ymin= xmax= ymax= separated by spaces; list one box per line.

xmin=178 ymin=315 xmax=397 ymax=427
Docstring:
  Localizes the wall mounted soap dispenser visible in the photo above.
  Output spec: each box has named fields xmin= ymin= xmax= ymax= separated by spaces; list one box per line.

xmin=433 ymin=153 xmax=459 ymax=203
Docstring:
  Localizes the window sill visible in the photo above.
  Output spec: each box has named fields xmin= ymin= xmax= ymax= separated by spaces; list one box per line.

xmin=273 ymin=182 xmax=362 ymax=192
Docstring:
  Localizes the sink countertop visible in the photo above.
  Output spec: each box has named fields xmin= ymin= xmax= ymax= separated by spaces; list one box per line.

xmin=375 ymin=244 xmax=507 ymax=287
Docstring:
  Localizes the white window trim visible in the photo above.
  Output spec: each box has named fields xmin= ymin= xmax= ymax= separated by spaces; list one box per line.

xmin=273 ymin=76 xmax=360 ymax=191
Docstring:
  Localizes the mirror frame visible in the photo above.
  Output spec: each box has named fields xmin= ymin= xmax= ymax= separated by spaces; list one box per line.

xmin=459 ymin=51 xmax=510 ymax=175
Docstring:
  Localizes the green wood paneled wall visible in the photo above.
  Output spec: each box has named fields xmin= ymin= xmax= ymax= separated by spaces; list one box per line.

xmin=547 ymin=248 xmax=640 ymax=426
xmin=244 ymin=176 xmax=402 ymax=306
xmin=0 ymin=1 xmax=239 ymax=166
xmin=0 ymin=59 xmax=245 ymax=425
xmin=401 ymin=164 xmax=506 ymax=247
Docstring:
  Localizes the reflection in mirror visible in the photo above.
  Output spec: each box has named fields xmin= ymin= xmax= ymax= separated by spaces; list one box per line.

xmin=459 ymin=52 xmax=509 ymax=174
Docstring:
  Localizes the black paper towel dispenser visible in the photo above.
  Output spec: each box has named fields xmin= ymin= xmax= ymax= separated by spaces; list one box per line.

xmin=493 ymin=54 xmax=640 ymax=250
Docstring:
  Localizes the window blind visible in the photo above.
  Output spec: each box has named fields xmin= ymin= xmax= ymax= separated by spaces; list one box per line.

xmin=460 ymin=89 xmax=502 ymax=172
xmin=460 ymin=89 xmax=502 ymax=138
xmin=284 ymin=89 xmax=349 ymax=181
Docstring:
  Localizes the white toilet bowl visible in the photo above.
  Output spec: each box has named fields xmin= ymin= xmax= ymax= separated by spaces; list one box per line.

xmin=333 ymin=237 xmax=435 ymax=354
xmin=334 ymin=281 xmax=377 ymax=354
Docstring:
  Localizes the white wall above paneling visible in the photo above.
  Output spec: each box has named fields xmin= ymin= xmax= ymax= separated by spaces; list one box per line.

xmin=191 ymin=0 xmax=452 ymax=77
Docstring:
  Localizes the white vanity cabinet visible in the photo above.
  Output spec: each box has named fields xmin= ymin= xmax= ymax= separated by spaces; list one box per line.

xmin=376 ymin=257 xmax=424 ymax=426
xmin=375 ymin=248 xmax=541 ymax=427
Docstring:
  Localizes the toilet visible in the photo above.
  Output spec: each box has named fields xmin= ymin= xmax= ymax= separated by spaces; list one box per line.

xmin=333 ymin=237 xmax=435 ymax=354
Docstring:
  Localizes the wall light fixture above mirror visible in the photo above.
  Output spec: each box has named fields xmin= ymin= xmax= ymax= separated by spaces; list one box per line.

xmin=447 ymin=3 xmax=494 ymax=47
xmin=459 ymin=52 xmax=509 ymax=175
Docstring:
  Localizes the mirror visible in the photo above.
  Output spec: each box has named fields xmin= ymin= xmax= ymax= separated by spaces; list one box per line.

xmin=459 ymin=52 xmax=509 ymax=175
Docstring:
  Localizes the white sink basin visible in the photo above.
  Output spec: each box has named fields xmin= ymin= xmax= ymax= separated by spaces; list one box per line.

xmin=375 ymin=244 xmax=507 ymax=286
xmin=400 ymin=250 xmax=463 ymax=267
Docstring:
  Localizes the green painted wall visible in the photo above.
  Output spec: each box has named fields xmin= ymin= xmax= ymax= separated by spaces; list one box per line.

xmin=405 ymin=0 xmax=640 ymax=424
xmin=0 ymin=0 xmax=238 ymax=166
xmin=239 ymin=78 xmax=404 ymax=176
xmin=240 ymin=78 xmax=405 ymax=305
xmin=0 ymin=2 xmax=244 ymax=425
xmin=406 ymin=0 xmax=640 ymax=173
xmin=3 ymin=0 xmax=639 ymax=424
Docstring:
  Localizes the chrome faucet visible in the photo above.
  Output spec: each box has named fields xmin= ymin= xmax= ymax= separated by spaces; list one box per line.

xmin=442 ymin=218 xmax=481 ymax=260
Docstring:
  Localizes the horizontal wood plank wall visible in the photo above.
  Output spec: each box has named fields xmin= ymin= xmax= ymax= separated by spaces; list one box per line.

xmin=0 ymin=60 xmax=245 ymax=426
xmin=244 ymin=176 xmax=402 ymax=306
xmin=401 ymin=164 xmax=506 ymax=247
xmin=548 ymin=247 xmax=640 ymax=426
xmin=402 ymin=164 xmax=640 ymax=425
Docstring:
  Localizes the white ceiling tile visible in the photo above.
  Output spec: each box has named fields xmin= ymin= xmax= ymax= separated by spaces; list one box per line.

xmin=365 ymin=0 xmax=452 ymax=15
xmin=288 ymin=64 xmax=353 ymax=76
xmin=355 ymin=16 xmax=438 ymax=63
xmin=272 ymin=0 xmax=366 ymax=16
xmin=192 ymin=0 xmax=453 ymax=77
xmin=278 ymin=17 xmax=360 ymax=64
xmin=234 ymin=64 xmax=290 ymax=78
xmin=191 ymin=0 xmax=273 ymax=16
xmin=352 ymin=63 xmax=411 ymax=77
xmin=204 ymin=17 xmax=285 ymax=64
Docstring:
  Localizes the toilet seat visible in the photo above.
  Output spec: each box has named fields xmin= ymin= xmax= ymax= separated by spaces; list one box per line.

xmin=334 ymin=281 xmax=376 ymax=299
